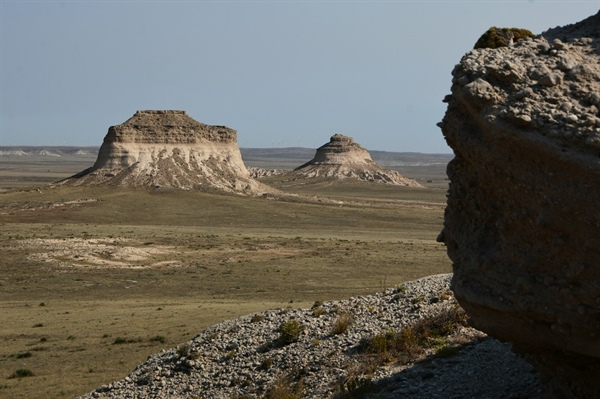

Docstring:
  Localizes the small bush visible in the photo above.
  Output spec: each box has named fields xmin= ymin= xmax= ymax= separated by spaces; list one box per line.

xmin=331 ymin=313 xmax=353 ymax=335
xmin=436 ymin=345 xmax=460 ymax=358
xmin=15 ymin=352 xmax=32 ymax=359
xmin=311 ymin=307 xmax=326 ymax=317
xmin=439 ymin=290 xmax=453 ymax=301
xmin=9 ymin=369 xmax=34 ymax=379
xmin=250 ymin=315 xmax=265 ymax=323
xmin=311 ymin=300 xmax=323 ymax=309
xmin=411 ymin=296 xmax=425 ymax=304
xmin=32 ymin=323 xmax=43 ymax=328
xmin=177 ymin=343 xmax=190 ymax=358
xmin=259 ymin=357 xmax=273 ymax=370
xmin=278 ymin=320 xmax=303 ymax=345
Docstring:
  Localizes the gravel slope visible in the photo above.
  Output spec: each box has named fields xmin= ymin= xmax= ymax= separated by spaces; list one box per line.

xmin=79 ymin=274 xmax=543 ymax=399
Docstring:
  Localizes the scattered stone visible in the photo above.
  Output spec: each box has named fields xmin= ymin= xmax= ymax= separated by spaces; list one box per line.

xmin=76 ymin=274 xmax=543 ymax=399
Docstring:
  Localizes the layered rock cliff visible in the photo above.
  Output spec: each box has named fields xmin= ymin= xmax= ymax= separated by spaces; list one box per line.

xmin=291 ymin=134 xmax=422 ymax=186
xmin=439 ymin=11 xmax=600 ymax=399
xmin=63 ymin=111 xmax=269 ymax=195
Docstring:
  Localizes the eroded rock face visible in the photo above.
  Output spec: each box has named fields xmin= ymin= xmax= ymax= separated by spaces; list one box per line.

xmin=64 ymin=110 xmax=270 ymax=195
xmin=292 ymin=134 xmax=422 ymax=186
xmin=439 ymin=12 xmax=600 ymax=399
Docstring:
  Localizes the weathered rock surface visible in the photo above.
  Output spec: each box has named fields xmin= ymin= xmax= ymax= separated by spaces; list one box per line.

xmin=62 ymin=111 xmax=271 ymax=195
xmin=247 ymin=167 xmax=286 ymax=178
xmin=439 ymin=11 xmax=600 ymax=399
xmin=291 ymin=134 xmax=422 ymax=186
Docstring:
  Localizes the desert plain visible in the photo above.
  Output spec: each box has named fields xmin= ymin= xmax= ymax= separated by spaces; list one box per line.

xmin=0 ymin=148 xmax=452 ymax=398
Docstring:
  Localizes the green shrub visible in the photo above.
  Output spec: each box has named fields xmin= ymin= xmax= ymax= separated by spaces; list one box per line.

xmin=278 ymin=320 xmax=303 ymax=345
xmin=177 ymin=343 xmax=190 ymax=358
xmin=474 ymin=27 xmax=534 ymax=49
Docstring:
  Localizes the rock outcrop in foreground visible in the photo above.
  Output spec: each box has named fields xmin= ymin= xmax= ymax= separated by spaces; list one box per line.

xmin=439 ymin=11 xmax=600 ymax=399
xmin=63 ymin=111 xmax=269 ymax=195
xmin=291 ymin=134 xmax=422 ymax=186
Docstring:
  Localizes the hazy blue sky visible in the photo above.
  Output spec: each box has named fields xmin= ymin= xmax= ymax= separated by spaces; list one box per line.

xmin=1 ymin=1 xmax=598 ymax=153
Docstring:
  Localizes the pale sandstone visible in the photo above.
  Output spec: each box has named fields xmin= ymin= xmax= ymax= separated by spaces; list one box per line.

xmin=62 ymin=110 xmax=272 ymax=195
xmin=291 ymin=134 xmax=422 ymax=187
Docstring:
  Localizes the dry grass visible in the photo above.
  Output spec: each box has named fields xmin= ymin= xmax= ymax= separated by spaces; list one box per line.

xmin=331 ymin=313 xmax=354 ymax=335
xmin=359 ymin=304 xmax=469 ymax=364
xmin=0 ymin=154 xmax=451 ymax=399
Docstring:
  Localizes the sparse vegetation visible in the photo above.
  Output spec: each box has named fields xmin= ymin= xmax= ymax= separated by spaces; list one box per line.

xmin=333 ymin=365 xmax=376 ymax=399
xmin=264 ymin=372 xmax=304 ymax=399
xmin=9 ymin=368 xmax=34 ymax=379
xmin=113 ymin=337 xmax=142 ymax=345
xmin=177 ymin=343 xmax=191 ymax=358
xmin=259 ymin=357 xmax=273 ymax=370
xmin=360 ymin=305 xmax=468 ymax=363
xmin=311 ymin=306 xmax=326 ymax=317
xmin=149 ymin=335 xmax=166 ymax=344
xmin=331 ymin=313 xmax=353 ymax=335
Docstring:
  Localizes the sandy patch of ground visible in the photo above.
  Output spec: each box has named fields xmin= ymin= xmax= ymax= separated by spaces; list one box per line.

xmin=19 ymin=237 xmax=180 ymax=269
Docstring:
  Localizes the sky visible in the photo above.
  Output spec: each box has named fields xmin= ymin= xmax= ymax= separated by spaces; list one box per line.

xmin=1 ymin=1 xmax=598 ymax=153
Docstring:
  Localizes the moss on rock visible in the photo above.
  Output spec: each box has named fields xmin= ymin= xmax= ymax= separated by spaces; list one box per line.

xmin=474 ymin=27 xmax=534 ymax=49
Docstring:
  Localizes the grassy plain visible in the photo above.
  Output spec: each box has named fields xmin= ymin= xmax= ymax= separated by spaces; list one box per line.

xmin=0 ymin=149 xmax=451 ymax=398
